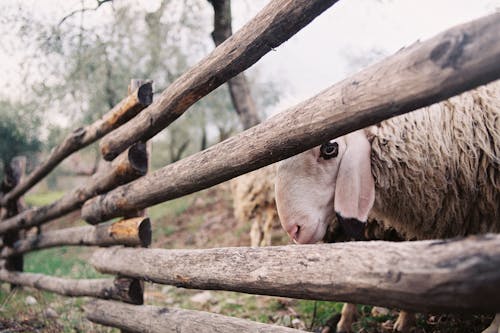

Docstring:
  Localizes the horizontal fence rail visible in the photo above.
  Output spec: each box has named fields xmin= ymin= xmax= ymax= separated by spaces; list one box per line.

xmin=91 ymin=234 xmax=500 ymax=313
xmin=0 ymin=142 xmax=147 ymax=235
xmin=82 ymin=12 xmax=500 ymax=223
xmin=0 ymin=217 xmax=151 ymax=258
xmin=99 ymin=0 xmax=340 ymax=161
xmin=0 ymin=81 xmax=152 ymax=206
xmin=86 ymin=300 xmax=302 ymax=333
xmin=0 ymin=270 xmax=143 ymax=304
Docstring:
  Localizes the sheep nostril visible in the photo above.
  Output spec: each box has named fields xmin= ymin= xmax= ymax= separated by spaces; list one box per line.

xmin=288 ymin=224 xmax=300 ymax=241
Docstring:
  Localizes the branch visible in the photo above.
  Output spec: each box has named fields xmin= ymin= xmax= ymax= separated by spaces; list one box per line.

xmin=58 ymin=0 xmax=113 ymax=27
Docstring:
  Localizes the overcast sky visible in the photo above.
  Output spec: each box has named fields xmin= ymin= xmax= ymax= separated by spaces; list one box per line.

xmin=1 ymin=0 xmax=499 ymax=117
xmin=232 ymin=0 xmax=500 ymax=114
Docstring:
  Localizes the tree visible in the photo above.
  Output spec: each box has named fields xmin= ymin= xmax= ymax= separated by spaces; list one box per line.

xmin=0 ymin=100 xmax=42 ymax=180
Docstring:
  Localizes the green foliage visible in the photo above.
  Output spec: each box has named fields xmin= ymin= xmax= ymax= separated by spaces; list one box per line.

xmin=25 ymin=191 xmax=65 ymax=207
xmin=0 ymin=100 xmax=42 ymax=178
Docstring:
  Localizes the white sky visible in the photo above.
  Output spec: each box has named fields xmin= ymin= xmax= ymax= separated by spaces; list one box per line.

xmin=1 ymin=0 xmax=499 ymax=119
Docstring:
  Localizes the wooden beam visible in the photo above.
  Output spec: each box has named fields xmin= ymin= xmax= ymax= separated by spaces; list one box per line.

xmin=86 ymin=300 xmax=302 ymax=333
xmin=90 ymin=234 xmax=500 ymax=313
xmin=82 ymin=12 xmax=500 ymax=223
xmin=0 ymin=270 xmax=143 ymax=304
xmin=99 ymin=0 xmax=340 ymax=161
xmin=0 ymin=217 xmax=151 ymax=258
xmin=0 ymin=142 xmax=147 ymax=235
xmin=0 ymin=81 xmax=152 ymax=206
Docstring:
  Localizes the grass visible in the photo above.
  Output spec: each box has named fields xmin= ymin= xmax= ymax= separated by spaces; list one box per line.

xmin=25 ymin=191 xmax=65 ymax=207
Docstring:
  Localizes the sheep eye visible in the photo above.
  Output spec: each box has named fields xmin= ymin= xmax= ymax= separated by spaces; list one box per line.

xmin=320 ymin=141 xmax=339 ymax=159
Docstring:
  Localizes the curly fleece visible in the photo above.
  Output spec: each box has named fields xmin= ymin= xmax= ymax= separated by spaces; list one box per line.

xmin=367 ymin=80 xmax=500 ymax=240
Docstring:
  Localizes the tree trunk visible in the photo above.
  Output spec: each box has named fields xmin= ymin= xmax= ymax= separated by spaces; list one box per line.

xmin=209 ymin=0 xmax=261 ymax=129
xmin=86 ymin=300 xmax=302 ymax=333
xmin=90 ymin=235 xmax=500 ymax=313
xmin=99 ymin=0 xmax=340 ymax=161
xmin=81 ymin=12 xmax=500 ymax=223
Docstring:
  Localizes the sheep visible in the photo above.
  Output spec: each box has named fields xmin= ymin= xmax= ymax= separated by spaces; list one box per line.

xmin=275 ymin=79 xmax=500 ymax=333
xmin=230 ymin=164 xmax=280 ymax=247
xmin=230 ymin=164 xmax=403 ymax=332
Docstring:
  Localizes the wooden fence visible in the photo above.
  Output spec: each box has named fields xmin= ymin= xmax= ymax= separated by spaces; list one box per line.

xmin=1 ymin=1 xmax=500 ymax=332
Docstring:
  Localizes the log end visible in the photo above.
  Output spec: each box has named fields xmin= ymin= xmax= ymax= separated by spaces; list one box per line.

xmin=137 ymin=81 xmax=153 ymax=106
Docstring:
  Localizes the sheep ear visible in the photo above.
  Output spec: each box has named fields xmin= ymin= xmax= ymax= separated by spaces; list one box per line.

xmin=334 ymin=131 xmax=375 ymax=224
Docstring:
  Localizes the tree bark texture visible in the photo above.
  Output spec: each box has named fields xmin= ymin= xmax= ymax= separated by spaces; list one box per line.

xmin=82 ymin=12 xmax=500 ymax=223
xmin=0 ymin=81 xmax=152 ymax=206
xmin=0 ymin=270 xmax=143 ymax=304
xmin=86 ymin=300 xmax=302 ymax=333
xmin=0 ymin=217 xmax=151 ymax=258
xmin=0 ymin=157 xmax=27 ymax=287
xmin=0 ymin=142 xmax=147 ymax=234
xmin=91 ymin=234 xmax=500 ymax=313
xmin=99 ymin=0 xmax=339 ymax=160
xmin=209 ymin=0 xmax=261 ymax=129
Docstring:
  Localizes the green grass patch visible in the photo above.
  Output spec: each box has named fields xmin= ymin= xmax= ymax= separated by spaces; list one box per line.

xmin=25 ymin=191 xmax=65 ymax=207
xmin=24 ymin=247 xmax=107 ymax=279
xmin=149 ymin=195 xmax=193 ymax=221
xmin=297 ymin=300 xmax=344 ymax=327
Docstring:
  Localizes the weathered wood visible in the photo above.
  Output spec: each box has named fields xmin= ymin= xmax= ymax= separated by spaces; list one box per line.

xmin=0 ymin=142 xmax=147 ymax=235
xmin=82 ymin=12 xmax=500 ymax=223
xmin=0 ymin=81 xmax=152 ymax=206
xmin=91 ymin=234 xmax=500 ymax=313
xmin=0 ymin=156 xmax=27 ymax=289
xmin=209 ymin=0 xmax=261 ymax=129
xmin=86 ymin=300 xmax=302 ymax=333
xmin=0 ymin=217 xmax=151 ymax=258
xmin=0 ymin=270 xmax=143 ymax=304
xmin=99 ymin=0 xmax=339 ymax=160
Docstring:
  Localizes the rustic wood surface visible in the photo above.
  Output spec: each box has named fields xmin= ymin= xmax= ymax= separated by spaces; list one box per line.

xmin=0 ymin=157 xmax=27 ymax=288
xmin=0 ymin=143 xmax=147 ymax=234
xmin=82 ymin=12 xmax=500 ymax=223
xmin=91 ymin=234 xmax=500 ymax=313
xmin=0 ymin=270 xmax=143 ymax=304
xmin=0 ymin=217 xmax=151 ymax=258
xmin=99 ymin=0 xmax=339 ymax=160
xmin=86 ymin=300 xmax=302 ymax=333
xmin=0 ymin=81 xmax=152 ymax=206
xmin=209 ymin=0 xmax=261 ymax=129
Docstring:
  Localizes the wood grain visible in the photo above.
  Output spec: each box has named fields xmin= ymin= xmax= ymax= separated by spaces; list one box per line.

xmin=99 ymin=0 xmax=339 ymax=160
xmin=86 ymin=300 xmax=302 ymax=333
xmin=1 ymin=81 xmax=151 ymax=206
xmin=0 ymin=270 xmax=143 ymax=304
xmin=0 ymin=217 xmax=151 ymax=258
xmin=82 ymin=12 xmax=500 ymax=223
xmin=0 ymin=143 xmax=147 ymax=234
xmin=91 ymin=234 xmax=500 ymax=313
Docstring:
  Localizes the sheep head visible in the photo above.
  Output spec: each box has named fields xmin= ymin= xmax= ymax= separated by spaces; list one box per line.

xmin=275 ymin=130 xmax=375 ymax=244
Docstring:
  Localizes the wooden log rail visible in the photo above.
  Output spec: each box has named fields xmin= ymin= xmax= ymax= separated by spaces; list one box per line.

xmin=0 ymin=81 xmax=152 ymax=207
xmin=91 ymin=234 xmax=500 ymax=313
xmin=99 ymin=0 xmax=340 ymax=161
xmin=82 ymin=12 xmax=500 ymax=223
xmin=86 ymin=300 xmax=302 ymax=333
xmin=0 ymin=142 xmax=147 ymax=235
xmin=0 ymin=217 xmax=151 ymax=258
xmin=0 ymin=270 xmax=143 ymax=304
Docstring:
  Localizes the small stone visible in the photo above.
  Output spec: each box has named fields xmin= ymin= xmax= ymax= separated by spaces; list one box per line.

xmin=371 ymin=306 xmax=390 ymax=317
xmin=25 ymin=296 xmax=37 ymax=305
xmin=291 ymin=318 xmax=306 ymax=330
xmin=189 ymin=291 xmax=214 ymax=304
xmin=44 ymin=307 xmax=58 ymax=319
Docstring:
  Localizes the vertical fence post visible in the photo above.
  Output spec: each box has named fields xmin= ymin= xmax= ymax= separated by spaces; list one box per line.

xmin=121 ymin=79 xmax=152 ymax=333
xmin=1 ymin=156 xmax=27 ymax=290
